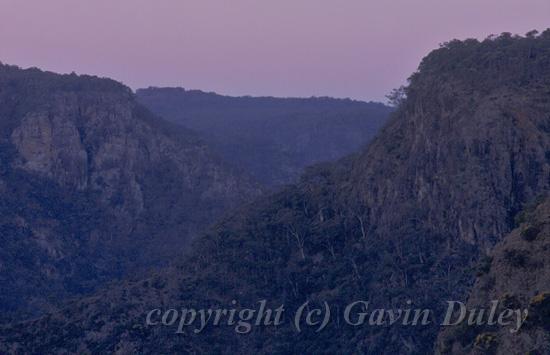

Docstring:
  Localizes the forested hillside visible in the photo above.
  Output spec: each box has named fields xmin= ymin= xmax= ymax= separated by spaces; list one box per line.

xmin=2 ymin=32 xmax=550 ymax=354
xmin=137 ymin=88 xmax=391 ymax=186
xmin=0 ymin=64 xmax=259 ymax=321
xmin=437 ymin=195 xmax=550 ymax=354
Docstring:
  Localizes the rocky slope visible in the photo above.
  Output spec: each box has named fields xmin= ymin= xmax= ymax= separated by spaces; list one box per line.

xmin=436 ymin=195 xmax=550 ymax=355
xmin=0 ymin=64 xmax=259 ymax=321
xmin=136 ymin=88 xmax=391 ymax=187
xmin=2 ymin=32 xmax=550 ymax=354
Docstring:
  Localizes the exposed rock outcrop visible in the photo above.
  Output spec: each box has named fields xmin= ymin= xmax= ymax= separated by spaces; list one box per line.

xmin=2 ymin=32 xmax=550 ymax=354
xmin=0 ymin=64 xmax=260 ymax=320
xmin=436 ymin=196 xmax=550 ymax=354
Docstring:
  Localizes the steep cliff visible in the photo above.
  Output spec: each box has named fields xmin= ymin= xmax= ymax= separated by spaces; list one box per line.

xmin=0 ymin=64 xmax=260 ymax=320
xmin=136 ymin=88 xmax=391 ymax=186
xmin=2 ymin=32 xmax=550 ymax=354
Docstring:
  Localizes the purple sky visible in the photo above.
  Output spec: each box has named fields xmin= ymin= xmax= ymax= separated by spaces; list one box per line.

xmin=1 ymin=0 xmax=549 ymax=102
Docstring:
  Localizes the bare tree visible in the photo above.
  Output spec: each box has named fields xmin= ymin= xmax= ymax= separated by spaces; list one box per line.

xmin=287 ymin=225 xmax=306 ymax=260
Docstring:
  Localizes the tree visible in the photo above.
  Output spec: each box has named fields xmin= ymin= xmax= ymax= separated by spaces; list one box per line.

xmin=386 ymin=86 xmax=407 ymax=107
xmin=526 ymin=30 xmax=539 ymax=38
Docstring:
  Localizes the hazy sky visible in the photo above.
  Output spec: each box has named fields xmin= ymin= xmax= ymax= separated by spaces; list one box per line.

xmin=0 ymin=0 xmax=549 ymax=101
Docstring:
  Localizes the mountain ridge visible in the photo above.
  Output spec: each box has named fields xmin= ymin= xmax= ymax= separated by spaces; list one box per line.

xmin=136 ymin=87 xmax=391 ymax=186
xmin=0 ymin=63 xmax=261 ymax=321
xmin=2 ymin=32 xmax=550 ymax=354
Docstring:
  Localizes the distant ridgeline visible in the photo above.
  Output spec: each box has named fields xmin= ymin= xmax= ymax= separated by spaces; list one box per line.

xmin=1 ymin=31 xmax=550 ymax=354
xmin=136 ymin=88 xmax=392 ymax=187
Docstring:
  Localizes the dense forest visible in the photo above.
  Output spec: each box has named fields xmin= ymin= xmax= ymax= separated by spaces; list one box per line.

xmin=2 ymin=32 xmax=549 ymax=354
xmin=136 ymin=88 xmax=391 ymax=186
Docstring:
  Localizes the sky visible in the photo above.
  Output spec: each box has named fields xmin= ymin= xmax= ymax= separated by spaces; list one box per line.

xmin=0 ymin=0 xmax=549 ymax=102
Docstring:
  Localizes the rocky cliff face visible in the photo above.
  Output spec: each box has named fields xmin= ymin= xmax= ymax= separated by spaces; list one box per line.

xmin=1 ymin=33 xmax=550 ymax=354
xmin=436 ymin=196 xmax=550 ymax=354
xmin=136 ymin=88 xmax=391 ymax=187
xmin=0 ymin=64 xmax=260 ymax=321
